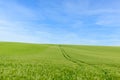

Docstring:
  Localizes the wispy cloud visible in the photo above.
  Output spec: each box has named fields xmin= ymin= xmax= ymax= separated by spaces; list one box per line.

xmin=0 ymin=0 xmax=44 ymax=21
xmin=0 ymin=0 xmax=120 ymax=45
xmin=96 ymin=14 xmax=120 ymax=26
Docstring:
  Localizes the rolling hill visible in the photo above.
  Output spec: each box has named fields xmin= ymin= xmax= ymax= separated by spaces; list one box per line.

xmin=0 ymin=42 xmax=120 ymax=80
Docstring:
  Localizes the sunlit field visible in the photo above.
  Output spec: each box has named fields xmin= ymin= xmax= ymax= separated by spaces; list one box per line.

xmin=0 ymin=42 xmax=120 ymax=80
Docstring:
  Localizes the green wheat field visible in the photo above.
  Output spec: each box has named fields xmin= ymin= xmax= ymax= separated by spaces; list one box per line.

xmin=0 ymin=42 xmax=120 ymax=80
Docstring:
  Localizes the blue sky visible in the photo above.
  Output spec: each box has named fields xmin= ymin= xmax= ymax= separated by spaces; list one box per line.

xmin=0 ymin=0 xmax=120 ymax=45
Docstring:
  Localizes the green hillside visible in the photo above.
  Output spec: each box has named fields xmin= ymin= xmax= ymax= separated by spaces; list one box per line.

xmin=0 ymin=42 xmax=120 ymax=80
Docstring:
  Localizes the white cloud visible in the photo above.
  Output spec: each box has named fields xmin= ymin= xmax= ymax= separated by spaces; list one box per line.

xmin=96 ymin=14 xmax=120 ymax=26
xmin=0 ymin=30 xmax=35 ymax=43
xmin=62 ymin=0 xmax=120 ymax=17
xmin=62 ymin=0 xmax=120 ymax=28
xmin=0 ymin=19 xmax=36 ymax=43
xmin=63 ymin=0 xmax=90 ymax=15
xmin=0 ymin=0 xmax=44 ymax=21
xmin=0 ymin=0 xmax=120 ymax=45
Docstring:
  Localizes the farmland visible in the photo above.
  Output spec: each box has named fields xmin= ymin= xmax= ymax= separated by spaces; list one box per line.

xmin=0 ymin=42 xmax=120 ymax=80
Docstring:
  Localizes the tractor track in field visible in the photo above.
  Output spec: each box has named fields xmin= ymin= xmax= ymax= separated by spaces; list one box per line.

xmin=59 ymin=45 xmax=90 ymax=66
xmin=58 ymin=45 xmax=112 ymax=79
